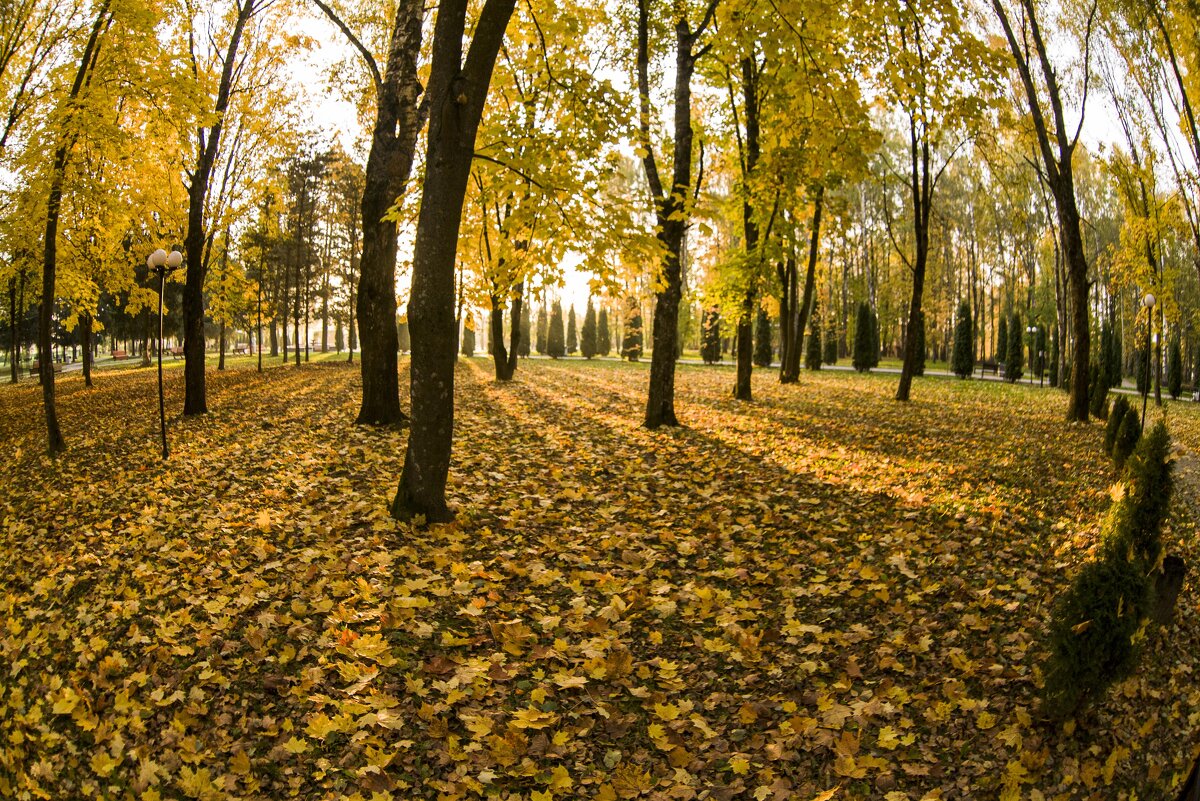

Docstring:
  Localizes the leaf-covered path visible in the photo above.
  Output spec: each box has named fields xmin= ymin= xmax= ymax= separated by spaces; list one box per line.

xmin=1 ymin=359 xmax=1198 ymax=800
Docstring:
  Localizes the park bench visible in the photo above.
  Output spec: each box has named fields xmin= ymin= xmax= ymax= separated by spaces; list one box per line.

xmin=169 ymin=346 xmax=185 ymax=359
xmin=29 ymin=361 xmax=63 ymax=376
xmin=233 ymin=345 xmax=249 ymax=355
xmin=112 ymin=350 xmax=129 ymax=360
xmin=978 ymin=360 xmax=1000 ymax=377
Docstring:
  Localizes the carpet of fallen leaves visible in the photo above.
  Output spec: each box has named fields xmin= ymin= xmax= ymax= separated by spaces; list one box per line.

xmin=2 ymin=358 xmax=1199 ymax=801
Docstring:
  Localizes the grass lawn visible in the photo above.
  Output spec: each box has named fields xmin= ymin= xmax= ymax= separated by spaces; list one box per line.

xmin=1 ymin=357 xmax=1197 ymax=799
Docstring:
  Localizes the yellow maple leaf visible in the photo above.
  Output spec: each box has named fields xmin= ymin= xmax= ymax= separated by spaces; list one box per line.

xmin=729 ymin=756 xmax=751 ymax=775
xmin=283 ymin=736 xmax=308 ymax=754
xmin=877 ymin=726 xmax=901 ymax=750
xmin=653 ymin=702 xmax=680 ymax=721
xmin=808 ymin=788 xmax=841 ymax=801
xmin=509 ymin=707 xmax=557 ymax=729
xmin=230 ymin=750 xmax=251 ymax=775
xmin=306 ymin=713 xmax=340 ymax=740
xmin=91 ymin=750 xmax=120 ymax=777
xmin=976 ymin=711 xmax=998 ymax=730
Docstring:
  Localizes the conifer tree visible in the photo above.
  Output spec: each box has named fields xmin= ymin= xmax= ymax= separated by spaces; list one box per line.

xmin=622 ymin=301 xmax=642 ymax=361
xmin=951 ymin=300 xmax=974 ymax=378
xmin=1168 ymin=335 xmax=1182 ymax=399
xmin=536 ymin=305 xmax=547 ymax=355
xmin=700 ymin=308 xmax=721 ymax=364
xmin=581 ymin=299 xmax=597 ymax=359
xmin=548 ymin=301 xmax=565 ymax=358
xmin=567 ymin=306 xmax=577 ymax=355
xmin=518 ymin=303 xmax=531 ymax=357
xmin=1110 ymin=329 xmax=1122 ymax=388
xmin=1006 ymin=312 xmax=1024 ymax=382
xmin=823 ymin=324 xmax=838 ymax=365
xmin=1135 ymin=349 xmax=1149 ymax=395
xmin=853 ymin=302 xmax=873 ymax=372
xmin=460 ymin=316 xmax=475 ymax=356
xmin=753 ymin=307 xmax=772 ymax=366
xmin=997 ymin=314 xmax=1008 ymax=364
xmin=805 ymin=319 xmax=822 ymax=370
xmin=870 ymin=308 xmax=880 ymax=367
xmin=597 ymin=307 xmax=611 ymax=356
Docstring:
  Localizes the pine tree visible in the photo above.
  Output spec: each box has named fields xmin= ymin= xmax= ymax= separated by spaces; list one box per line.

xmin=853 ymin=302 xmax=873 ymax=372
xmin=567 ymin=306 xmax=577 ymax=355
xmin=581 ymin=299 xmax=597 ymax=359
xmin=1168 ymin=335 xmax=1182 ymax=399
xmin=1006 ymin=312 xmax=1024 ymax=382
xmin=823 ymin=324 xmax=838 ymax=365
xmin=1110 ymin=329 xmax=1122 ymax=388
xmin=700 ymin=308 xmax=721 ymax=364
xmin=753 ymin=306 xmax=772 ymax=367
xmin=1100 ymin=322 xmax=1113 ymax=388
xmin=460 ymin=316 xmax=475 ymax=356
xmin=623 ymin=301 xmax=643 ymax=361
xmin=597 ymin=307 xmax=611 ymax=356
xmin=548 ymin=301 xmax=565 ymax=358
xmin=536 ymin=305 xmax=548 ymax=355
xmin=951 ymin=300 xmax=974 ymax=378
xmin=1135 ymin=348 xmax=1150 ymax=395
xmin=870 ymin=308 xmax=880 ymax=367
xmin=518 ymin=303 xmax=531 ymax=357
xmin=997 ymin=314 xmax=1008 ymax=365
xmin=913 ymin=310 xmax=926 ymax=377
xmin=805 ymin=319 xmax=822 ymax=370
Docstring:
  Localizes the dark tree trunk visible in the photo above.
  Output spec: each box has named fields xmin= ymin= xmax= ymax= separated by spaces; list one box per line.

xmin=489 ymin=280 xmax=523 ymax=381
xmin=787 ymin=187 xmax=824 ymax=383
xmin=310 ymin=0 xmax=426 ymax=424
xmin=183 ymin=1 xmax=255 ymax=416
xmin=777 ymin=259 xmax=791 ymax=382
xmin=81 ymin=312 xmax=93 ymax=387
xmin=896 ymin=116 xmax=932 ymax=403
xmin=37 ymin=2 xmax=111 ymax=453
xmin=638 ymin=0 xmax=715 ymax=428
xmin=733 ymin=56 xmax=760 ymax=402
xmin=734 ymin=314 xmax=753 ymax=399
xmin=293 ymin=252 xmax=301 ymax=367
xmin=8 ymin=275 xmax=17 ymax=384
xmin=392 ymin=0 xmax=516 ymax=522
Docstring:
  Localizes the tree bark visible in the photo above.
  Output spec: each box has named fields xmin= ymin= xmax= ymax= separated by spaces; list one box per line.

xmin=489 ymin=280 xmax=522 ymax=381
xmin=896 ymin=116 xmax=931 ymax=403
xmin=787 ymin=187 xmax=824 ymax=383
xmin=183 ymin=0 xmax=257 ymax=416
xmin=733 ymin=56 xmax=760 ymax=402
xmin=391 ymin=0 xmax=516 ymax=522
xmin=81 ymin=312 xmax=93 ymax=387
xmin=8 ymin=275 xmax=17 ymax=384
xmin=310 ymin=0 xmax=426 ymax=424
xmin=37 ymin=1 xmax=111 ymax=454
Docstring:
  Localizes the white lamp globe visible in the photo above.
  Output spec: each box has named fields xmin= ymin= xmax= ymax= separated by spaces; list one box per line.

xmin=166 ymin=250 xmax=183 ymax=269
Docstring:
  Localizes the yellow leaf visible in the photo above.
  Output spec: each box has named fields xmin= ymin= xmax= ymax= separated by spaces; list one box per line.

xmin=52 ymin=687 xmax=81 ymax=715
xmin=283 ymin=736 xmax=308 ymax=754
xmin=510 ymin=707 xmax=558 ymax=729
xmin=595 ymin=784 xmax=618 ymax=801
xmin=976 ymin=711 xmax=997 ymax=730
xmin=91 ymin=750 xmax=120 ymax=777
xmin=729 ymin=756 xmax=751 ymax=775
xmin=230 ymin=750 xmax=251 ymax=775
xmin=808 ymin=789 xmax=841 ymax=801
xmin=877 ymin=726 xmax=900 ymax=750
xmin=653 ymin=702 xmax=680 ymax=721
xmin=549 ymin=765 xmax=573 ymax=790
xmin=1103 ymin=746 xmax=1129 ymax=784
xmin=306 ymin=713 xmax=340 ymax=740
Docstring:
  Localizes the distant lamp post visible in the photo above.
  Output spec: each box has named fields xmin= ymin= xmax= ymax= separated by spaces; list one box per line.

xmin=1142 ymin=292 xmax=1156 ymax=430
xmin=149 ymin=248 xmax=183 ymax=458
xmin=1026 ymin=324 xmax=1037 ymax=386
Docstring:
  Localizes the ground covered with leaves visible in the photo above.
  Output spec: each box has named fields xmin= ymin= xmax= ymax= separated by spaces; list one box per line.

xmin=2 ymin=358 xmax=1198 ymax=800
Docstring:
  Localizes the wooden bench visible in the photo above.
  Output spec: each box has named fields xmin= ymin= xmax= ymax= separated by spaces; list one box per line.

xmin=978 ymin=360 xmax=1000 ymax=377
xmin=233 ymin=345 xmax=249 ymax=355
xmin=29 ymin=361 xmax=63 ymax=376
xmin=169 ymin=346 xmax=185 ymax=359
xmin=112 ymin=350 xmax=129 ymax=360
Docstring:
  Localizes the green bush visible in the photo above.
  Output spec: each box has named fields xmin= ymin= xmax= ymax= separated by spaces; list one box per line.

xmin=1006 ymin=313 xmax=1024 ymax=382
xmin=700 ymin=308 xmax=721 ymax=364
xmin=548 ymin=301 xmax=565 ymax=358
xmin=951 ymin=300 xmax=974 ymax=378
xmin=1105 ymin=396 xmax=1131 ymax=453
xmin=1112 ymin=407 xmax=1141 ymax=470
xmin=1168 ymin=336 xmax=1182 ymax=399
xmin=1088 ymin=360 xmax=1108 ymax=420
xmin=754 ymin=307 xmax=773 ymax=367
xmin=823 ymin=327 xmax=838 ymax=365
xmin=1041 ymin=550 xmax=1151 ymax=720
xmin=1110 ymin=420 xmax=1173 ymax=567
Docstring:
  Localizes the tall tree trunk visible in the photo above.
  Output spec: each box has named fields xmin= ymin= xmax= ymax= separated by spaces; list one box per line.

xmin=897 ymin=119 xmax=931 ymax=403
xmin=37 ymin=2 xmax=111 ymax=454
xmin=733 ymin=56 xmax=760 ymax=402
xmin=311 ymin=0 xmax=425 ymax=424
xmin=81 ymin=312 xmax=93 ymax=387
xmin=489 ymin=279 xmax=523 ymax=381
xmin=776 ymin=259 xmax=791 ymax=381
xmin=184 ymin=1 xmax=257 ymax=415
xmin=787 ymin=187 xmax=824 ymax=383
xmin=8 ymin=275 xmax=17 ymax=384
xmin=293 ymin=250 xmax=301 ymax=367
xmin=392 ymin=0 xmax=516 ymax=522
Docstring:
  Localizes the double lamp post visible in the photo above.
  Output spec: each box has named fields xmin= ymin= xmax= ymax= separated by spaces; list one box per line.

xmin=147 ymin=248 xmax=182 ymax=459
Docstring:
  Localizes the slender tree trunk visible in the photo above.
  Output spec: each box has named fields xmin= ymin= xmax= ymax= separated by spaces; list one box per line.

xmin=776 ymin=260 xmax=791 ymax=382
xmin=897 ymin=122 xmax=931 ymax=403
xmin=8 ymin=276 xmax=17 ymax=384
xmin=184 ymin=2 xmax=255 ymax=416
xmin=392 ymin=0 xmax=516 ymax=521
xmin=81 ymin=312 xmax=93 ymax=387
xmin=787 ymin=187 xmax=824 ymax=382
xmin=733 ymin=56 xmax=760 ymax=402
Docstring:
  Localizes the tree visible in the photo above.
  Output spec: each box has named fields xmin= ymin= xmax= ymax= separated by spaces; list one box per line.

xmin=536 ymin=304 xmax=547 ymax=354
xmin=581 ymin=299 xmax=597 ymax=359
xmin=567 ymin=305 xmax=577 ymax=355
xmin=1007 ymin=312 xmax=1024 ymax=382
xmin=853 ymin=301 xmax=873 ymax=372
xmin=460 ymin=315 xmax=475 ymax=356
xmin=547 ymin=300 xmax=565 ymax=358
xmin=805 ymin=318 xmax=821 ymax=371
xmin=391 ymin=0 xmax=518 ymax=522
xmin=991 ymin=0 xmax=1096 ymax=420
xmin=635 ymin=0 xmax=720 ymax=427
xmin=952 ymin=300 xmax=974 ymax=378
xmin=700 ymin=307 xmax=721 ymax=364
xmin=1168 ymin=335 xmax=1182 ymax=399
xmin=518 ymin=303 xmax=531 ymax=357
xmin=823 ymin=324 xmax=838 ymax=365
xmin=313 ymin=0 xmax=426 ymax=425
xmin=753 ymin=306 xmax=772 ymax=367
xmin=623 ymin=299 xmax=643 ymax=361
xmin=597 ymin=306 xmax=611 ymax=356
xmin=997 ymin=314 xmax=1008 ymax=365
xmin=912 ymin=310 xmax=926 ymax=377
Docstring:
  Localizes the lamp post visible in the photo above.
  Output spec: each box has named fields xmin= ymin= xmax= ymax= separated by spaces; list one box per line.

xmin=1142 ymin=292 xmax=1156 ymax=430
xmin=1026 ymin=324 xmax=1037 ymax=386
xmin=148 ymin=248 xmax=183 ymax=459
